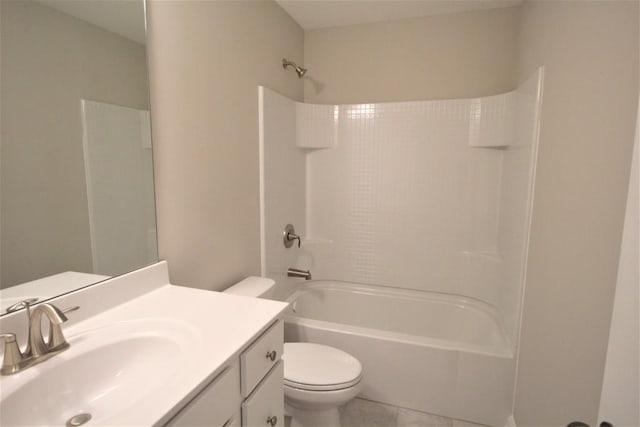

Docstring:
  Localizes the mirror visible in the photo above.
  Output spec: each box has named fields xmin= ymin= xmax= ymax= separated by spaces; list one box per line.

xmin=0 ymin=0 xmax=156 ymax=314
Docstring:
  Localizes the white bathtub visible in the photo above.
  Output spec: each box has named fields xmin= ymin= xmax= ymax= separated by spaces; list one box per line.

xmin=282 ymin=280 xmax=515 ymax=427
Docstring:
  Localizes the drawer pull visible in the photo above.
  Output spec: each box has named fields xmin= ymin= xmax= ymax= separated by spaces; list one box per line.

xmin=265 ymin=350 xmax=277 ymax=361
xmin=266 ymin=415 xmax=278 ymax=426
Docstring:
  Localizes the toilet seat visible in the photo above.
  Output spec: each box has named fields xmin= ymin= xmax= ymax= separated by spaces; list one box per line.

xmin=283 ymin=343 xmax=362 ymax=392
xmin=284 ymin=376 xmax=361 ymax=391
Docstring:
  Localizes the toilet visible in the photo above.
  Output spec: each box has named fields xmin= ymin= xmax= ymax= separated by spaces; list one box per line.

xmin=225 ymin=277 xmax=363 ymax=427
xmin=283 ymin=342 xmax=362 ymax=427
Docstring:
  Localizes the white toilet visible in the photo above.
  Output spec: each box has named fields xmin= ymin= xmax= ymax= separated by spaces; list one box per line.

xmin=225 ymin=277 xmax=363 ymax=427
xmin=283 ymin=342 xmax=362 ymax=427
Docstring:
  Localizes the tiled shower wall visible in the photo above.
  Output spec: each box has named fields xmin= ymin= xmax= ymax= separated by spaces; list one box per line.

xmin=260 ymin=69 xmax=541 ymax=348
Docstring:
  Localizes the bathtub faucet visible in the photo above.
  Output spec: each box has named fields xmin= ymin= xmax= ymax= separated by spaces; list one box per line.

xmin=287 ymin=268 xmax=312 ymax=280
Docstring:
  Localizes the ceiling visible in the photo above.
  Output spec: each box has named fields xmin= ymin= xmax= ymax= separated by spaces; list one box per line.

xmin=36 ymin=0 xmax=523 ymax=45
xmin=275 ymin=0 xmax=523 ymax=30
xmin=36 ymin=0 xmax=146 ymax=44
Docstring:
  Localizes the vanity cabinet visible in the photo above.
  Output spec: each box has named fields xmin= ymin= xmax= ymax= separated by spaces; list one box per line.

xmin=240 ymin=320 xmax=284 ymax=427
xmin=165 ymin=320 xmax=284 ymax=427
xmin=166 ymin=364 xmax=241 ymax=426
xmin=242 ymin=362 xmax=283 ymax=427
xmin=240 ymin=321 xmax=283 ymax=396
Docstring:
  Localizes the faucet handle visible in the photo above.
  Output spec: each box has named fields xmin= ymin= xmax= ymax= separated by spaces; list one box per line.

xmin=0 ymin=333 xmax=24 ymax=375
xmin=288 ymin=232 xmax=301 ymax=248
xmin=283 ymin=224 xmax=301 ymax=248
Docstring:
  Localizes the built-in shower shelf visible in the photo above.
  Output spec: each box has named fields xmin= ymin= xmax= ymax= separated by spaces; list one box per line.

xmin=467 ymin=92 xmax=517 ymax=148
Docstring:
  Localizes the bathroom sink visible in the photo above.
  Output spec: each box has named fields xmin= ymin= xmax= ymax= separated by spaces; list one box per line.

xmin=0 ymin=318 xmax=198 ymax=426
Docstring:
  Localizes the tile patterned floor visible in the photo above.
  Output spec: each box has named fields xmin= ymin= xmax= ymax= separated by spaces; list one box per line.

xmin=286 ymin=398 xmax=489 ymax=427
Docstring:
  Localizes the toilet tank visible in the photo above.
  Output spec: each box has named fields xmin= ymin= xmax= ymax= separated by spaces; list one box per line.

xmin=224 ymin=276 xmax=275 ymax=298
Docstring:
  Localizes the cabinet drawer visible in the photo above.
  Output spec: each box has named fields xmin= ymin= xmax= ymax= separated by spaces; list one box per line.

xmin=166 ymin=363 xmax=240 ymax=427
xmin=242 ymin=362 xmax=284 ymax=427
xmin=240 ymin=320 xmax=283 ymax=396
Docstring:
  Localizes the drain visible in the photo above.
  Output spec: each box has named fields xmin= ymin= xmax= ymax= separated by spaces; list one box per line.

xmin=66 ymin=413 xmax=92 ymax=426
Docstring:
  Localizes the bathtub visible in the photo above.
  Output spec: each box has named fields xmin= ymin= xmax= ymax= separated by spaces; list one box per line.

xmin=282 ymin=280 xmax=515 ymax=427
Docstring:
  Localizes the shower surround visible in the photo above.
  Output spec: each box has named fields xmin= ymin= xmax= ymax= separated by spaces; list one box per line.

xmin=259 ymin=69 xmax=542 ymax=425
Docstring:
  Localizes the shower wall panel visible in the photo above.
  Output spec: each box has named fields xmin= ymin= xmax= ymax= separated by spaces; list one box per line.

xmin=260 ymin=69 xmax=541 ymax=346
xmin=306 ymin=100 xmax=503 ymax=302
xmin=496 ymin=71 xmax=543 ymax=342
xmin=259 ymin=87 xmax=306 ymax=298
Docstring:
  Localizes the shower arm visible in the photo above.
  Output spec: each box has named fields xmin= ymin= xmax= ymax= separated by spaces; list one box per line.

xmin=282 ymin=58 xmax=307 ymax=79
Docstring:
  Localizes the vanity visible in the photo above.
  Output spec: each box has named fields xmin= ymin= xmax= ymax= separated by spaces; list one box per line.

xmin=0 ymin=262 xmax=288 ymax=426
xmin=167 ymin=319 xmax=284 ymax=427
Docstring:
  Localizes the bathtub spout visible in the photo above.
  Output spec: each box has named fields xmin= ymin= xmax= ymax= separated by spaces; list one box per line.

xmin=287 ymin=268 xmax=312 ymax=280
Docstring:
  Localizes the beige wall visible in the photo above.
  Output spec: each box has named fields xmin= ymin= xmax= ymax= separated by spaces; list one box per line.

xmin=0 ymin=0 xmax=149 ymax=288
xmin=146 ymin=0 xmax=303 ymax=291
xmin=303 ymin=7 xmax=519 ymax=104
xmin=514 ymin=1 xmax=639 ymax=426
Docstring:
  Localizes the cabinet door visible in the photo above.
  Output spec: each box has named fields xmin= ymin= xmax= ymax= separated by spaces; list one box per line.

xmin=241 ymin=321 xmax=283 ymax=397
xmin=166 ymin=363 xmax=240 ymax=427
xmin=242 ymin=362 xmax=284 ymax=427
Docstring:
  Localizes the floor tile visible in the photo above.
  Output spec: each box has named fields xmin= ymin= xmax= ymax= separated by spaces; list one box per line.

xmin=340 ymin=398 xmax=398 ymax=427
xmin=397 ymin=407 xmax=453 ymax=427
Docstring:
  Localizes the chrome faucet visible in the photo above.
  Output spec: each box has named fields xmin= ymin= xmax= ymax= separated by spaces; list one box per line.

xmin=287 ymin=268 xmax=312 ymax=280
xmin=0 ymin=300 xmax=77 ymax=375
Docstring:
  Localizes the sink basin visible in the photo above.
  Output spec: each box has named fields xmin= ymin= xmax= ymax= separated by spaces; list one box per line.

xmin=0 ymin=319 xmax=198 ymax=426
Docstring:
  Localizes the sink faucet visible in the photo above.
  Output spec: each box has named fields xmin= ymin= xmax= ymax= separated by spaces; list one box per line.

xmin=0 ymin=300 xmax=77 ymax=375
xmin=29 ymin=303 xmax=70 ymax=357
xmin=287 ymin=268 xmax=312 ymax=280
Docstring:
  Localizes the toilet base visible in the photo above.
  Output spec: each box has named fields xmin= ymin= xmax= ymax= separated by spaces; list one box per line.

xmin=284 ymin=379 xmax=361 ymax=427
xmin=286 ymin=402 xmax=341 ymax=427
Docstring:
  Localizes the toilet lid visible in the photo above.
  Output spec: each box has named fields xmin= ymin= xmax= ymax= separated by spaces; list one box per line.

xmin=283 ymin=343 xmax=362 ymax=391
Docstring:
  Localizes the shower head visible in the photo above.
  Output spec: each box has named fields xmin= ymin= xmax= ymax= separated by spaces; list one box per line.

xmin=282 ymin=58 xmax=307 ymax=78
